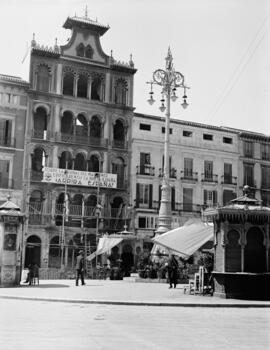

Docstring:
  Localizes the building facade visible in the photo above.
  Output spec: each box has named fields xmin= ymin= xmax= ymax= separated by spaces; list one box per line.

xmin=131 ymin=113 xmax=242 ymax=243
xmin=0 ymin=74 xmax=29 ymax=207
xmin=238 ymin=131 xmax=270 ymax=206
xmin=22 ymin=14 xmax=136 ymax=276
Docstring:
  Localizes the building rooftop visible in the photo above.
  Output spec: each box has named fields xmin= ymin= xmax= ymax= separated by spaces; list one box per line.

xmin=63 ymin=15 xmax=110 ymax=36
xmin=0 ymin=74 xmax=29 ymax=86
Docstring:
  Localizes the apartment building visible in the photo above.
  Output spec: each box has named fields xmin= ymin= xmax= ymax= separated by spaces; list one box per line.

xmin=0 ymin=74 xmax=29 ymax=206
xmin=131 ymin=113 xmax=240 ymax=245
xmin=239 ymin=131 xmax=270 ymax=206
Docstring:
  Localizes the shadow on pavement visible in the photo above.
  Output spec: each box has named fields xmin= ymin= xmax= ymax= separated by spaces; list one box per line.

xmin=20 ymin=284 xmax=70 ymax=288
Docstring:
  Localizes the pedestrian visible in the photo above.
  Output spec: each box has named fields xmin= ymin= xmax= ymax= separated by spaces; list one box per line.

xmin=75 ymin=250 xmax=85 ymax=286
xmin=167 ymin=255 xmax=179 ymax=289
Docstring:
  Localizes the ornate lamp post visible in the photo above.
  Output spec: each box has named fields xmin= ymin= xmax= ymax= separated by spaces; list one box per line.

xmin=147 ymin=48 xmax=189 ymax=234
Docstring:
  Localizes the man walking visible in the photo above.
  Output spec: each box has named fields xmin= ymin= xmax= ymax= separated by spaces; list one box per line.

xmin=75 ymin=250 xmax=85 ymax=286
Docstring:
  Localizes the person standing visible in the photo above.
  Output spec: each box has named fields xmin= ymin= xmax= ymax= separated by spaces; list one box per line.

xmin=75 ymin=250 xmax=85 ymax=286
xmin=167 ymin=255 xmax=179 ymax=289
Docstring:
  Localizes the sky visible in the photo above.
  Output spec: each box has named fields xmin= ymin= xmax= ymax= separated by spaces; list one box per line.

xmin=0 ymin=0 xmax=269 ymax=134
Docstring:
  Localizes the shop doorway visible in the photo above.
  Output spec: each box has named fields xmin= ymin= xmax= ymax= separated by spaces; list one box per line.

xmin=24 ymin=235 xmax=41 ymax=268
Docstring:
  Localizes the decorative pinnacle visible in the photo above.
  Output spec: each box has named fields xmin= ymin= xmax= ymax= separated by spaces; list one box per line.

xmin=31 ymin=33 xmax=36 ymax=47
xmin=165 ymin=46 xmax=173 ymax=69
xmin=84 ymin=5 xmax=88 ymax=18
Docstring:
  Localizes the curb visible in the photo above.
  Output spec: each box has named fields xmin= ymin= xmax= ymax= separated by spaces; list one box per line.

xmin=1 ymin=295 xmax=270 ymax=308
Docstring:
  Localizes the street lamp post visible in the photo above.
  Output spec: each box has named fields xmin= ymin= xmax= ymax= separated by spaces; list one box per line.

xmin=147 ymin=48 xmax=189 ymax=235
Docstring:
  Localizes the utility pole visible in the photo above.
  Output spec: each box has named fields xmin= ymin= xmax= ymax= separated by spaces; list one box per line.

xmin=60 ymin=162 xmax=68 ymax=271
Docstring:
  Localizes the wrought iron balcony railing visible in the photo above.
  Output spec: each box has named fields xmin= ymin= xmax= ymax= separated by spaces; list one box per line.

xmin=221 ymin=175 xmax=237 ymax=185
xmin=158 ymin=168 xmax=177 ymax=179
xmin=112 ymin=139 xmax=128 ymax=149
xmin=180 ymin=171 xmax=198 ymax=181
xmin=201 ymin=173 xmax=218 ymax=183
xmin=136 ymin=165 xmax=155 ymax=176
xmin=55 ymin=132 xmax=108 ymax=147
xmin=174 ymin=202 xmax=202 ymax=213
xmin=32 ymin=129 xmax=50 ymax=140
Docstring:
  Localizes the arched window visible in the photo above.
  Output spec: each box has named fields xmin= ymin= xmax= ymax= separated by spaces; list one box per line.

xmin=225 ymin=230 xmax=241 ymax=272
xmin=49 ymin=236 xmax=61 ymax=268
xmin=59 ymin=151 xmax=73 ymax=169
xmin=85 ymin=45 xmax=93 ymax=59
xmin=111 ymin=197 xmax=124 ymax=218
xmin=74 ymin=153 xmax=86 ymax=171
xmin=36 ymin=65 xmax=50 ymax=92
xmin=31 ymin=147 xmax=46 ymax=173
xmin=33 ymin=107 xmax=47 ymax=139
xmin=88 ymin=155 xmax=99 ymax=172
xmin=76 ymin=114 xmax=88 ymax=137
xmin=112 ymin=158 xmax=125 ymax=188
xmin=61 ymin=111 xmax=73 ymax=135
xmin=76 ymin=43 xmax=85 ymax=57
xmin=63 ymin=72 xmax=74 ymax=96
xmin=113 ymin=119 xmax=125 ymax=148
xmin=91 ymin=77 xmax=102 ymax=101
xmin=115 ymin=79 xmax=128 ymax=105
xmin=90 ymin=116 xmax=101 ymax=138
xmin=29 ymin=190 xmax=44 ymax=225
xmin=77 ymin=74 xmax=88 ymax=98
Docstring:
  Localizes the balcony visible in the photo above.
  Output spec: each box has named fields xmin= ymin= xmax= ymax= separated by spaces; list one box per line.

xmin=55 ymin=132 xmax=108 ymax=147
xmin=31 ymin=170 xmax=43 ymax=181
xmin=159 ymin=168 xmax=177 ymax=179
xmin=180 ymin=171 xmax=198 ymax=182
xmin=32 ymin=129 xmax=50 ymax=141
xmin=0 ymin=136 xmax=16 ymax=148
xmin=221 ymin=175 xmax=237 ymax=185
xmin=201 ymin=173 xmax=218 ymax=183
xmin=261 ymin=152 xmax=270 ymax=161
xmin=136 ymin=165 xmax=155 ymax=176
xmin=112 ymin=139 xmax=128 ymax=149
xmin=0 ymin=177 xmax=14 ymax=189
xmin=174 ymin=202 xmax=202 ymax=213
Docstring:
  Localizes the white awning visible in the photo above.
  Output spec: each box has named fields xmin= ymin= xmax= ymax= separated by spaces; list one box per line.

xmin=86 ymin=236 xmax=123 ymax=261
xmin=152 ymin=220 xmax=213 ymax=258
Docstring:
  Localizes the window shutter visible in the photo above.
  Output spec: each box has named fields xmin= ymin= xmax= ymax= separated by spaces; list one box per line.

xmin=171 ymin=186 xmax=175 ymax=210
xmin=149 ymin=184 xmax=153 ymax=209
xmin=136 ymin=183 xmax=140 ymax=207
xmin=213 ymin=191 xmax=217 ymax=205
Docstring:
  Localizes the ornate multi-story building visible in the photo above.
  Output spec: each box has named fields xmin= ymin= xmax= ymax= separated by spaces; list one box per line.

xmin=22 ymin=14 xmax=136 ymax=276
xmin=0 ymin=74 xmax=29 ymax=206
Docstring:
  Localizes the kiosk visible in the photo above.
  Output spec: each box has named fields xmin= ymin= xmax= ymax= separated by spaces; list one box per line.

xmin=204 ymin=186 xmax=270 ymax=300
xmin=0 ymin=198 xmax=24 ymax=287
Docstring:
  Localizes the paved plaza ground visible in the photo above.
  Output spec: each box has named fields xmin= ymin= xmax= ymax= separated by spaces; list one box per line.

xmin=0 ymin=280 xmax=269 ymax=349
xmin=0 ymin=279 xmax=270 ymax=306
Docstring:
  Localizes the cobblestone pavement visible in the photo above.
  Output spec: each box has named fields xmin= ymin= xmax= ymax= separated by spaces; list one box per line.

xmin=0 ymin=298 xmax=269 ymax=350
xmin=0 ymin=279 xmax=270 ymax=307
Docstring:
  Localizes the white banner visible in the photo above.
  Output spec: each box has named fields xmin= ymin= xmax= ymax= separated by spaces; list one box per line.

xmin=42 ymin=167 xmax=117 ymax=188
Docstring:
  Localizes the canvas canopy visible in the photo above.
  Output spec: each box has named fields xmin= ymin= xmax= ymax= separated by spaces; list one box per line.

xmin=86 ymin=233 xmax=136 ymax=261
xmin=152 ymin=220 xmax=213 ymax=258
